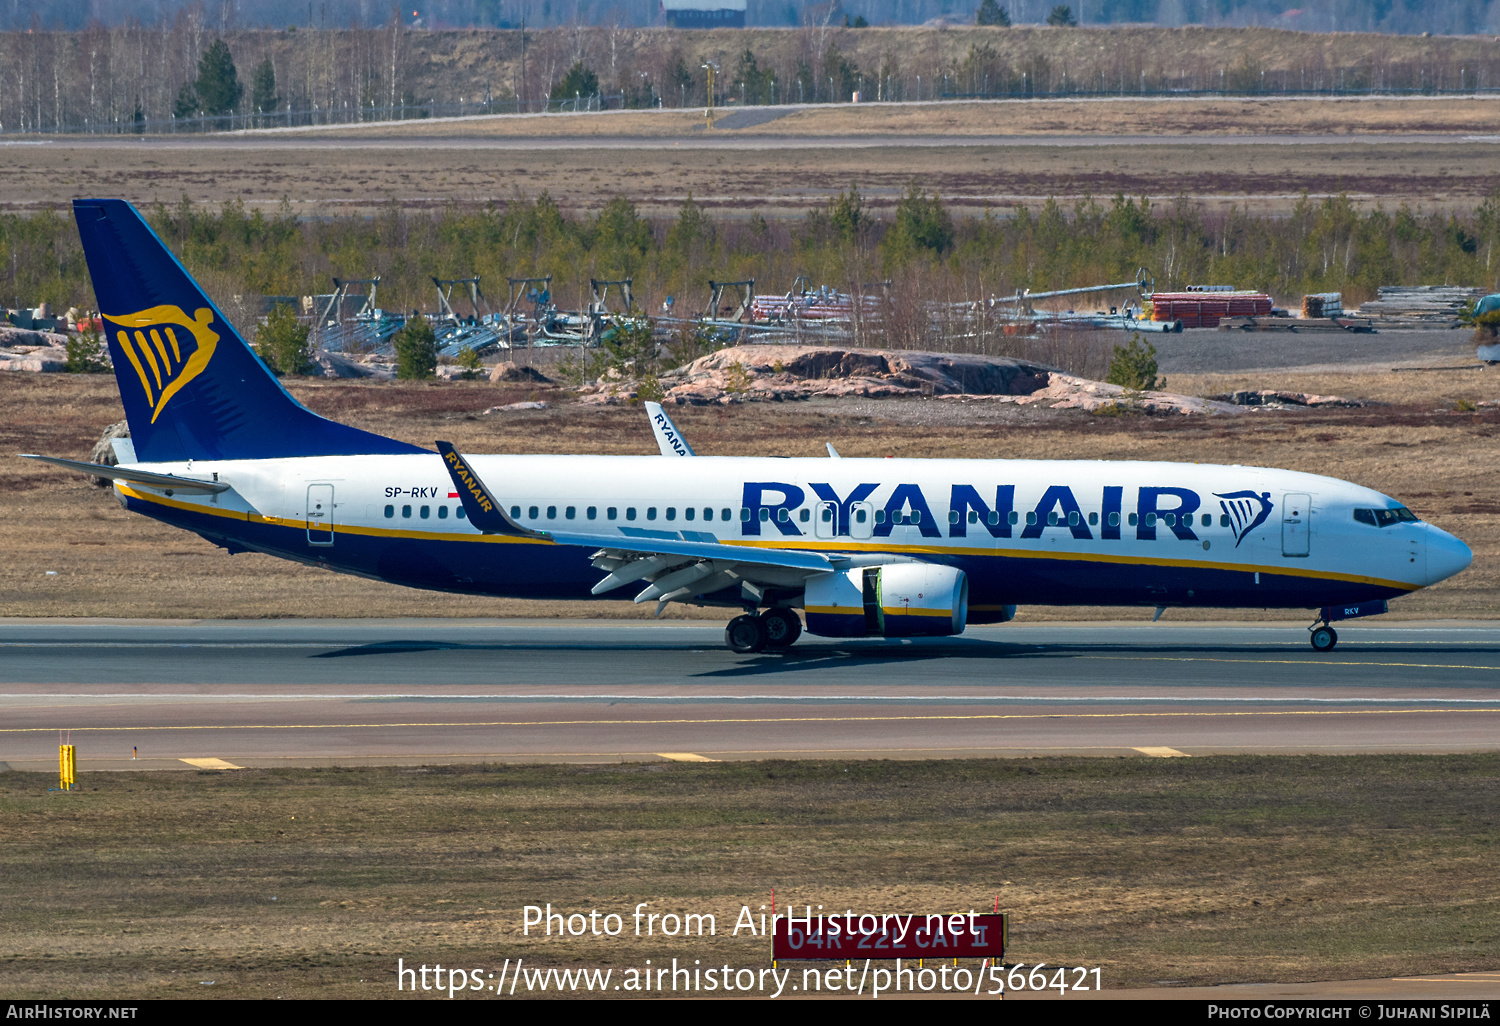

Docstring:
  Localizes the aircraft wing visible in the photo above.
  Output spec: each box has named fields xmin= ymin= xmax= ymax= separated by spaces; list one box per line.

xmin=436 ymin=439 xmax=837 ymax=612
xmin=21 ymin=454 xmax=230 ymax=494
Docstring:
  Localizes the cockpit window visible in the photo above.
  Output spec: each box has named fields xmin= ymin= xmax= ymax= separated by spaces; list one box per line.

xmin=1354 ymin=507 xmax=1419 ymax=528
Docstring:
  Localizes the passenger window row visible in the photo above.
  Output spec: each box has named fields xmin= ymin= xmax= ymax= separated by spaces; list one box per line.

xmin=505 ymin=506 xmax=739 ymax=522
xmin=382 ymin=501 xmax=1235 ymax=532
xmin=385 ymin=504 xmax=468 ymax=521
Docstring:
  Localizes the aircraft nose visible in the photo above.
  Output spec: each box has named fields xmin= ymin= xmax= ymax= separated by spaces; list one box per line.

xmin=1424 ymin=525 xmax=1473 ymax=585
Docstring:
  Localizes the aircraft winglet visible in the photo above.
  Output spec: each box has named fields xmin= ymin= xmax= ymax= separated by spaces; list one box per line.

xmin=644 ymin=401 xmax=695 ymax=456
xmin=435 ymin=440 xmax=546 ymax=537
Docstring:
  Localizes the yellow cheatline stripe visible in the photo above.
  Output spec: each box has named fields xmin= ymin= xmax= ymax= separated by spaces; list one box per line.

xmin=728 ymin=537 xmax=1420 ymax=592
xmin=655 ymin=752 xmax=719 ymax=762
xmin=115 ymin=486 xmax=553 ymax=546
xmin=1078 ymin=655 xmax=1500 ymax=672
xmin=4 ymin=707 xmax=1499 ymax=735
xmin=1133 ymin=746 xmax=1190 ymax=758
xmin=114 ymin=488 xmax=1419 ymax=592
xmin=179 ymin=757 xmax=244 ymax=769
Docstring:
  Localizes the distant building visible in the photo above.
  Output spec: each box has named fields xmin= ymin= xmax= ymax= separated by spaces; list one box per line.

xmin=661 ymin=0 xmax=746 ymax=28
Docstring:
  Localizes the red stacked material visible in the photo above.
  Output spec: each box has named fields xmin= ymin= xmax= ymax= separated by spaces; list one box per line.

xmin=1150 ymin=291 xmax=1272 ymax=328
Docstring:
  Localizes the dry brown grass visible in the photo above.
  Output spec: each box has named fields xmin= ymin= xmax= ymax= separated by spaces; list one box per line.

xmin=2 ymin=756 xmax=1498 ymax=998
xmin=3 ymin=371 xmax=1499 ymax=620
xmin=8 ymin=104 xmax=1500 ymax=221
xmin=289 ymin=95 xmax=1500 ymax=140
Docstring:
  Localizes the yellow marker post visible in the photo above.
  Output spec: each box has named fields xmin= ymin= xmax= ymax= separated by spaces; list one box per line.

xmin=59 ymin=744 xmax=76 ymax=790
xmin=702 ymin=62 xmax=716 ymax=129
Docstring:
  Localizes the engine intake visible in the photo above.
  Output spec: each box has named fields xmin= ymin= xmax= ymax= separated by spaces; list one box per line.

xmin=804 ymin=564 xmax=969 ymax=638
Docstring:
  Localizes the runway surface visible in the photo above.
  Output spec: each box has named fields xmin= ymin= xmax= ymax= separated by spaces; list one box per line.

xmin=12 ymin=132 xmax=1496 ymax=151
xmin=2 ymin=619 xmax=1498 ymax=771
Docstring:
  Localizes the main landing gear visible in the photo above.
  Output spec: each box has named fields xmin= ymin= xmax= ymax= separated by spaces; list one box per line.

xmin=1309 ymin=621 xmax=1339 ymax=652
xmin=725 ymin=609 xmax=802 ymax=654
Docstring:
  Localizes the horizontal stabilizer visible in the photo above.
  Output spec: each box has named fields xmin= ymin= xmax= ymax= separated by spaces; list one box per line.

xmin=21 ymin=454 xmax=229 ymax=494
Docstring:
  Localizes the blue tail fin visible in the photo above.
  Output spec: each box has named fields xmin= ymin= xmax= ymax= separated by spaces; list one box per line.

xmin=73 ymin=199 xmax=424 ymax=462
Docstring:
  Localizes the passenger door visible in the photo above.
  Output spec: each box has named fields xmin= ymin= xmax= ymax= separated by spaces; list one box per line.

xmin=850 ymin=501 xmax=874 ymax=540
xmin=814 ymin=501 xmax=837 ymax=539
xmin=1282 ymin=493 xmax=1310 ymax=557
xmin=307 ymin=484 xmax=335 ymax=546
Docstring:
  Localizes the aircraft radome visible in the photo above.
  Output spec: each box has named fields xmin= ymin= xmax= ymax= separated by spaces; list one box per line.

xmin=25 ymin=199 xmax=1473 ymax=654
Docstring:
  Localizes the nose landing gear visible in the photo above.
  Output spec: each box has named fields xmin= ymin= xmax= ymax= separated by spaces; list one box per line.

xmin=1309 ymin=621 xmax=1338 ymax=652
xmin=725 ymin=609 xmax=803 ymax=653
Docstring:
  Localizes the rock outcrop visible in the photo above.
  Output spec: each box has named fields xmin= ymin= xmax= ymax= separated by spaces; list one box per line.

xmin=578 ymin=344 xmax=1242 ymax=415
xmin=0 ymin=341 xmax=69 ymax=372
xmin=1212 ymin=390 xmax=1372 ymax=408
xmin=489 ymin=361 xmax=554 ymax=384
xmin=311 ymin=350 xmax=395 ymax=379
xmin=580 ymin=344 xmax=1055 ymax=405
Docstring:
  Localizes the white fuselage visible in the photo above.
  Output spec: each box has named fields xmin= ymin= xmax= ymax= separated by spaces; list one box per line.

xmin=110 ymin=454 xmax=1471 ymax=613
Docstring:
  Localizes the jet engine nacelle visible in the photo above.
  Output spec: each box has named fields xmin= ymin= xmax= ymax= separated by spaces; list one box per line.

xmin=803 ymin=564 xmax=969 ymax=639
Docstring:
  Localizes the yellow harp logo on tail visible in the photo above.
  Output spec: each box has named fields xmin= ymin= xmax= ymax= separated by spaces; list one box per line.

xmin=103 ymin=306 xmax=219 ymax=423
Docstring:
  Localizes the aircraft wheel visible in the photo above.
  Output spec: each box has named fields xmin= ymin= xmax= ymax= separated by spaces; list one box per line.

xmin=725 ymin=614 xmax=768 ymax=654
xmin=1310 ymin=625 xmax=1338 ymax=652
xmin=761 ymin=608 xmax=802 ymax=649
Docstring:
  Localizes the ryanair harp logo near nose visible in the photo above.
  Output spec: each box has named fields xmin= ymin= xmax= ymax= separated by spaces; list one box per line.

xmin=103 ymin=306 xmax=219 ymax=423
xmin=1215 ymin=489 xmax=1274 ymax=548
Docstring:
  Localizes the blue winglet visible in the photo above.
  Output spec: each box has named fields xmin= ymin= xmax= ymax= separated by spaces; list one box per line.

xmin=435 ymin=441 xmax=543 ymax=537
xmin=73 ymin=199 xmax=425 ymax=462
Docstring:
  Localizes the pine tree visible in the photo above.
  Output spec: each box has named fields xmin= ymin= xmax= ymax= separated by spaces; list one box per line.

xmin=1046 ymin=4 xmax=1077 ymax=25
xmin=255 ymin=302 xmax=312 ymax=376
xmin=977 ymin=0 xmax=1011 ymax=25
xmin=195 ymin=38 xmax=243 ymax=116
xmin=1106 ymin=336 xmax=1161 ymax=390
xmin=173 ymin=82 xmax=199 ymax=119
xmin=551 ymin=62 xmax=599 ymax=107
xmin=880 ymin=180 xmax=954 ymax=258
xmin=393 ymin=318 xmax=438 ymax=380
xmin=252 ymin=57 xmax=280 ymax=115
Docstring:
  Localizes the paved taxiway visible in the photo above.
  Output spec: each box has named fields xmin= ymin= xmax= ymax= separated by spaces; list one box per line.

xmin=2 ymin=619 xmax=1498 ymax=771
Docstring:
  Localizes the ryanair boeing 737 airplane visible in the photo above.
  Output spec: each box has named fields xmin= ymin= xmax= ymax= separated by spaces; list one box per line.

xmin=26 ymin=199 xmax=1474 ymax=654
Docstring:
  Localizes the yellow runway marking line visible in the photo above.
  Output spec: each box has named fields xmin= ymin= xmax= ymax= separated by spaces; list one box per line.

xmin=178 ymin=757 xmax=244 ymax=769
xmin=1393 ymin=974 xmax=1500 ymax=982
xmin=654 ymin=752 xmax=719 ymax=762
xmin=1133 ymin=746 xmax=1189 ymax=758
xmin=6 ymin=707 xmax=1500 ymax=735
